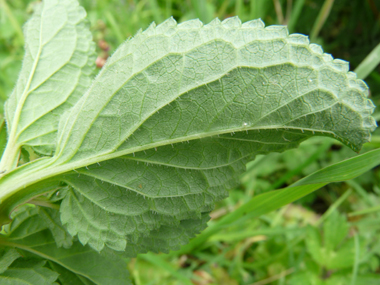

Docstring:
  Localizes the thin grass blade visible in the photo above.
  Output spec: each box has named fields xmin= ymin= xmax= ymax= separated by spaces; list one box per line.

xmin=171 ymin=148 xmax=380 ymax=255
xmin=354 ymin=42 xmax=380 ymax=80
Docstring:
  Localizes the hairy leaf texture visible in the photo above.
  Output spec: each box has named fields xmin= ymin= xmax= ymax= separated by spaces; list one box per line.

xmin=1 ymin=0 xmax=95 ymax=171
xmin=47 ymin=17 xmax=376 ymax=251
xmin=0 ymin=13 xmax=376 ymax=254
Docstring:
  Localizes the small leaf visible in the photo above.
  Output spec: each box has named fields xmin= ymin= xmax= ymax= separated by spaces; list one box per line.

xmin=305 ymin=225 xmax=323 ymax=265
xmin=38 ymin=207 xmax=73 ymax=248
xmin=0 ymin=248 xmax=21 ymax=274
xmin=1 ymin=0 xmax=95 ymax=171
xmin=2 ymin=205 xmax=132 ymax=285
xmin=48 ymin=262 xmax=96 ymax=285
xmin=0 ymin=259 xmax=59 ymax=285
xmin=323 ymin=210 xmax=349 ymax=252
xmin=4 ymin=204 xmax=72 ymax=249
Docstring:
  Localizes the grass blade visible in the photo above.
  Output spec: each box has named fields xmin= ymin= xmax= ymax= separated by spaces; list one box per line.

xmin=171 ymin=148 xmax=380 ymax=255
xmin=266 ymin=140 xmax=331 ymax=191
xmin=310 ymin=0 xmax=335 ymax=41
xmin=315 ymin=188 xmax=352 ymax=226
xmin=292 ymin=148 xmax=380 ymax=186
xmin=351 ymin=234 xmax=360 ymax=285
xmin=273 ymin=0 xmax=284 ymax=24
xmin=354 ymin=42 xmax=380 ymax=79
xmin=348 ymin=204 xmax=380 ymax=217
xmin=287 ymin=0 xmax=306 ymax=32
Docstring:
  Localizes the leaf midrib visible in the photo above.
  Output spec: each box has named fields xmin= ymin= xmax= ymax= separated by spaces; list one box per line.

xmin=0 ymin=123 xmax=340 ymax=205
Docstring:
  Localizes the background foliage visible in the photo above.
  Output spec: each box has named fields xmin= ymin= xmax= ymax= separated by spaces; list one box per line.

xmin=0 ymin=0 xmax=380 ymax=284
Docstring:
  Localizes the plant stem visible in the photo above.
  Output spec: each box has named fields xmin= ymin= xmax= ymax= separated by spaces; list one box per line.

xmin=0 ymin=142 xmax=20 ymax=178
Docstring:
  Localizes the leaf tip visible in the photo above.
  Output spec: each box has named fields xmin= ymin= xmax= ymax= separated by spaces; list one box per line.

xmin=242 ymin=18 xmax=265 ymax=29
xmin=222 ymin=16 xmax=242 ymax=28
xmin=205 ymin=17 xmax=221 ymax=27
xmin=178 ymin=18 xmax=203 ymax=29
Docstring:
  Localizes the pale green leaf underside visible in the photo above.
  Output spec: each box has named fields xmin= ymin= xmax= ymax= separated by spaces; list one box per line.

xmin=0 ymin=15 xmax=376 ymax=254
xmin=4 ymin=0 xmax=95 ymax=156
xmin=60 ymin=135 xmax=298 ymax=250
xmin=54 ymin=16 xmax=375 ymax=165
xmin=45 ymin=17 xmax=376 ymax=252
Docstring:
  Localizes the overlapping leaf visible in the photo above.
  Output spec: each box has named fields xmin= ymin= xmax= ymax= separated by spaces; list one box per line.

xmin=1 ymin=0 xmax=95 ymax=171
xmin=42 ymin=17 xmax=375 ymax=251
xmin=0 ymin=248 xmax=21 ymax=274
xmin=0 ymin=259 xmax=59 ymax=285
xmin=0 ymin=205 xmax=131 ymax=285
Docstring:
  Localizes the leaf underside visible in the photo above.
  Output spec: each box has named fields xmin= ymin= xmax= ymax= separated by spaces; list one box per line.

xmin=0 ymin=0 xmax=376 ymax=258
xmin=4 ymin=0 xmax=95 ymax=157
xmin=51 ymin=16 xmax=376 ymax=252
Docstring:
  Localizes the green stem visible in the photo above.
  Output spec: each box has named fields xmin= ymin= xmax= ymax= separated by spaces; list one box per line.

xmin=0 ymin=142 xmax=21 ymax=178
xmin=0 ymin=0 xmax=45 ymax=176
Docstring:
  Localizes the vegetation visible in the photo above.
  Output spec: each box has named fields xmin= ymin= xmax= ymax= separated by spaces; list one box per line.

xmin=0 ymin=0 xmax=380 ymax=284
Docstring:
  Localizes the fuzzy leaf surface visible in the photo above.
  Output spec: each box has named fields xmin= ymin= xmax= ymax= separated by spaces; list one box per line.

xmin=0 ymin=16 xmax=376 ymax=254
xmin=3 ymin=0 xmax=95 ymax=163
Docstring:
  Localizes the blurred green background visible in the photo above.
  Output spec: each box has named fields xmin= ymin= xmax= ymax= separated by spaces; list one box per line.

xmin=1 ymin=0 xmax=380 ymax=284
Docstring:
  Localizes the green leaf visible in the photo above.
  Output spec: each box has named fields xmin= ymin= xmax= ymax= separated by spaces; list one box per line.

xmin=4 ymin=204 xmax=72 ymax=249
xmin=0 ymin=248 xmax=21 ymax=274
xmin=38 ymin=207 xmax=73 ymax=248
xmin=0 ymin=0 xmax=95 ymax=171
xmin=323 ymin=210 xmax=349 ymax=252
xmin=1 ymin=205 xmax=132 ymax=285
xmin=48 ymin=262 xmax=96 ymax=285
xmin=0 ymin=259 xmax=59 ymax=285
xmin=0 ymin=16 xmax=376 ymax=254
xmin=54 ymin=17 xmax=374 ymax=165
xmin=123 ymin=213 xmax=210 ymax=257
xmin=324 ymin=238 xmax=365 ymax=270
